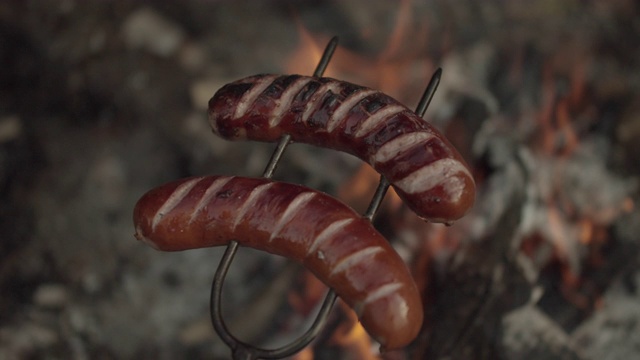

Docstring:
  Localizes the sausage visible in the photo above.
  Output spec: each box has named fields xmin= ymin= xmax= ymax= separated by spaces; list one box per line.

xmin=208 ymin=74 xmax=476 ymax=223
xmin=133 ymin=175 xmax=423 ymax=350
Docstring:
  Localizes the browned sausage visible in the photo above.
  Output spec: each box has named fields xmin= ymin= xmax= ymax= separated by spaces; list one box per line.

xmin=208 ymin=74 xmax=476 ymax=223
xmin=133 ymin=175 xmax=423 ymax=350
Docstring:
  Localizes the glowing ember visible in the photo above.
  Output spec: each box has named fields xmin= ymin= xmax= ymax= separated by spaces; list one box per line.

xmin=277 ymin=1 xmax=638 ymax=358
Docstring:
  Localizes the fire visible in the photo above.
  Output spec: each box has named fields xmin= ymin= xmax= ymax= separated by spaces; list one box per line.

xmin=327 ymin=302 xmax=378 ymax=360
xmin=517 ymin=50 xmax=636 ymax=309
xmin=285 ymin=270 xmax=380 ymax=359
xmin=280 ymin=3 xmax=440 ymax=356
xmin=338 ymin=163 xmax=403 ymax=214
xmin=284 ymin=18 xmax=330 ymax=78
xmin=536 ymin=58 xmax=588 ymax=157
xmin=288 ymin=271 xmax=327 ymax=317
xmin=283 ymin=0 xmax=435 ymax=102
xmin=276 ymin=0 xmax=637 ymax=357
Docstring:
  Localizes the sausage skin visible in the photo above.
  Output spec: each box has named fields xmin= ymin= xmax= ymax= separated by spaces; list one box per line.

xmin=133 ymin=175 xmax=423 ymax=350
xmin=208 ymin=74 xmax=476 ymax=223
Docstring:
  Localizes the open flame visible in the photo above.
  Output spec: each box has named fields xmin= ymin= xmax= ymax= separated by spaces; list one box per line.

xmin=278 ymin=1 xmax=637 ymax=357
xmin=521 ymin=55 xmax=635 ymax=294
xmin=284 ymin=0 xmax=434 ymax=103
xmin=280 ymin=3 xmax=438 ymax=355
xmin=536 ymin=58 xmax=588 ymax=156
xmin=327 ymin=302 xmax=378 ymax=360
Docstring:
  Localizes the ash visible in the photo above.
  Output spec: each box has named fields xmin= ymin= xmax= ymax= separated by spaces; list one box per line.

xmin=1 ymin=1 xmax=639 ymax=359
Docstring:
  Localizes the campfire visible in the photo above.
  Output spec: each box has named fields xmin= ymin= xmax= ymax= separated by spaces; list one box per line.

xmin=1 ymin=1 xmax=638 ymax=359
xmin=245 ymin=4 xmax=639 ymax=359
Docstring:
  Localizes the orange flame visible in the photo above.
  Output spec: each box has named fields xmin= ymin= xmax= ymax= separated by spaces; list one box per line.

xmin=281 ymin=3 xmax=440 ymax=356
xmin=285 ymin=18 xmax=330 ymax=77
xmin=280 ymin=0 xmax=634 ymax=355
xmin=521 ymin=46 xmax=639 ymax=309
xmin=284 ymin=0 xmax=434 ymax=105
xmin=536 ymin=56 xmax=592 ymax=157
xmin=328 ymin=302 xmax=378 ymax=360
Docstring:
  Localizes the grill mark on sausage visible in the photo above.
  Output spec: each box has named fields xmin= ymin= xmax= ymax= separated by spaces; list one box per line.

xmin=326 ymin=89 xmax=377 ymax=133
xmin=152 ymin=177 xmax=204 ymax=231
xmin=135 ymin=224 xmax=158 ymax=249
xmin=232 ymin=182 xmax=275 ymax=229
xmin=208 ymin=74 xmax=477 ymax=223
xmin=307 ymin=218 xmax=354 ymax=256
xmin=234 ymin=74 xmax=278 ymax=119
xmin=134 ymin=175 xmax=426 ymax=350
xmin=395 ymin=158 xmax=472 ymax=197
xmin=354 ymin=104 xmax=406 ymax=138
xmin=269 ymin=77 xmax=313 ymax=128
xmin=364 ymin=282 xmax=404 ymax=305
xmin=188 ymin=176 xmax=234 ymax=224
xmin=331 ymin=246 xmax=384 ymax=275
xmin=371 ymin=132 xmax=436 ymax=164
xmin=301 ymin=82 xmax=343 ymax=124
xmin=269 ymin=191 xmax=316 ymax=241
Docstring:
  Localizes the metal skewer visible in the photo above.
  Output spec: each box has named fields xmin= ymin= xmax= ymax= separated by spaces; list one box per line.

xmin=209 ymin=35 xmax=442 ymax=359
xmin=262 ymin=34 xmax=338 ymax=179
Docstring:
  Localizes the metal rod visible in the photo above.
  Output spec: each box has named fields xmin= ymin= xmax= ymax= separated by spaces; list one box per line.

xmin=210 ymin=36 xmax=339 ymax=360
xmin=415 ymin=67 xmax=442 ymax=117
xmin=254 ymin=291 xmax=338 ymax=358
xmin=262 ymin=134 xmax=291 ymax=179
xmin=210 ymin=240 xmax=242 ymax=348
xmin=363 ymin=176 xmax=391 ymax=220
xmin=262 ymin=36 xmax=339 ymax=179
xmin=301 ymin=68 xmax=445 ymax=353
xmin=210 ymin=43 xmax=443 ymax=359
xmin=313 ymin=36 xmax=339 ymax=77
xmin=363 ymin=67 xmax=441 ymax=221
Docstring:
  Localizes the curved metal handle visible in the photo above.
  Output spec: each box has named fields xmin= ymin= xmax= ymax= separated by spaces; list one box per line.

xmin=208 ymin=35 xmax=442 ymax=359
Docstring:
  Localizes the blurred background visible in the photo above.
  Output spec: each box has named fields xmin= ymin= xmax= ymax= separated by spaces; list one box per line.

xmin=1 ymin=1 xmax=639 ymax=359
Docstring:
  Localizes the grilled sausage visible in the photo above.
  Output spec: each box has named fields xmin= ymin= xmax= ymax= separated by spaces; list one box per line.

xmin=208 ymin=74 xmax=476 ymax=223
xmin=133 ymin=175 xmax=423 ymax=350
